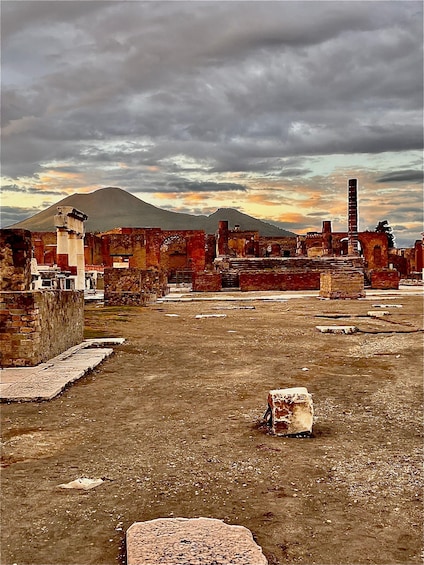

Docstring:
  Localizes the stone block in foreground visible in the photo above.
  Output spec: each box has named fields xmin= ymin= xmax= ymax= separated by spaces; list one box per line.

xmin=126 ymin=517 xmax=268 ymax=565
xmin=267 ymin=387 xmax=313 ymax=436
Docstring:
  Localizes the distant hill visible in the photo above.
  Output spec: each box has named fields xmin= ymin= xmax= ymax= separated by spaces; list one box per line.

xmin=8 ymin=187 xmax=296 ymax=237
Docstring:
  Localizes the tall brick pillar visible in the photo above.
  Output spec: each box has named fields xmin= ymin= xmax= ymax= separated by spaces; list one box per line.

xmin=322 ymin=221 xmax=333 ymax=255
xmin=216 ymin=220 xmax=229 ymax=257
xmin=348 ymin=178 xmax=359 ymax=256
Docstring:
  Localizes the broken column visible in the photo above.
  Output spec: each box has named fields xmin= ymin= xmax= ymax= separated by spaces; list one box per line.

xmin=54 ymin=206 xmax=88 ymax=290
xmin=216 ymin=220 xmax=229 ymax=257
xmin=0 ymin=229 xmax=32 ymax=291
xmin=322 ymin=221 xmax=333 ymax=256
xmin=266 ymin=387 xmax=313 ymax=436
xmin=347 ymin=178 xmax=359 ymax=256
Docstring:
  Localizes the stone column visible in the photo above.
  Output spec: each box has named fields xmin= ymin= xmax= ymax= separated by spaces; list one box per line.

xmin=347 ymin=178 xmax=359 ymax=256
xmin=75 ymin=234 xmax=85 ymax=290
xmin=216 ymin=220 xmax=229 ymax=256
xmin=56 ymin=228 xmax=69 ymax=270
xmin=54 ymin=206 xmax=88 ymax=290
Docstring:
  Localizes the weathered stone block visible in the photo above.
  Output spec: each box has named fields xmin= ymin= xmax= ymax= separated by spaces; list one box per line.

xmin=126 ymin=517 xmax=268 ymax=565
xmin=267 ymin=387 xmax=313 ymax=436
xmin=319 ymin=271 xmax=365 ymax=299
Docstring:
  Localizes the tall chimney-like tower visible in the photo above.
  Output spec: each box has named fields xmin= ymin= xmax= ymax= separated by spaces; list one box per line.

xmin=347 ymin=178 xmax=358 ymax=255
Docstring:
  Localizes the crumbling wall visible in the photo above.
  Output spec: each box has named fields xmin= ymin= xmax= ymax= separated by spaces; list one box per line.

xmin=192 ymin=272 xmax=222 ymax=292
xmin=370 ymin=269 xmax=400 ymax=289
xmin=319 ymin=271 xmax=365 ymax=299
xmin=104 ymin=268 xmax=168 ymax=306
xmin=239 ymin=271 xmax=320 ymax=291
xmin=0 ymin=290 xmax=84 ymax=367
xmin=0 ymin=229 xmax=32 ymax=291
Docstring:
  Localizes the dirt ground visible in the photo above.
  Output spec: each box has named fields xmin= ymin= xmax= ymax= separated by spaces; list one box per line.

xmin=1 ymin=291 xmax=423 ymax=565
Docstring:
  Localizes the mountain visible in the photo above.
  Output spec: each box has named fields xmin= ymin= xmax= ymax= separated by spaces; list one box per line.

xmin=7 ymin=187 xmax=296 ymax=236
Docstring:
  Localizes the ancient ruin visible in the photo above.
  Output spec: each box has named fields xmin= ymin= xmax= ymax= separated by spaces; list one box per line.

xmin=0 ymin=228 xmax=84 ymax=367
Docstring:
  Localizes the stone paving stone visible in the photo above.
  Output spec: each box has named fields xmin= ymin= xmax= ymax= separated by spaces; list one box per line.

xmin=126 ymin=517 xmax=268 ymax=565
xmin=367 ymin=310 xmax=391 ymax=317
xmin=0 ymin=344 xmax=119 ymax=402
xmin=315 ymin=325 xmax=359 ymax=334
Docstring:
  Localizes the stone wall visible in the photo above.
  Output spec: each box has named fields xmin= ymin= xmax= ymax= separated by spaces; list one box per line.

xmin=104 ymin=268 xmax=168 ymax=306
xmin=239 ymin=271 xmax=321 ymax=291
xmin=0 ymin=229 xmax=32 ymax=291
xmin=370 ymin=269 xmax=400 ymax=289
xmin=0 ymin=290 xmax=84 ymax=367
xmin=192 ymin=272 xmax=222 ymax=292
xmin=319 ymin=271 xmax=365 ymax=299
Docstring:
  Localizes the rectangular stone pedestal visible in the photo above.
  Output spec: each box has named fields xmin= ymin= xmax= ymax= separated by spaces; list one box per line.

xmin=319 ymin=271 xmax=365 ymax=299
xmin=267 ymin=387 xmax=313 ymax=436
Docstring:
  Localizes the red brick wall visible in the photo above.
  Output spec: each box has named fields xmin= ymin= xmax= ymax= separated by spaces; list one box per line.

xmin=104 ymin=267 xmax=168 ymax=305
xmin=192 ymin=272 xmax=222 ymax=292
xmin=370 ymin=269 xmax=400 ymax=289
xmin=239 ymin=271 xmax=320 ymax=291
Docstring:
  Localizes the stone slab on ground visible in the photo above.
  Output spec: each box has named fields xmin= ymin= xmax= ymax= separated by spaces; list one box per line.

xmin=126 ymin=517 xmax=268 ymax=565
xmin=315 ymin=325 xmax=359 ymax=334
xmin=367 ymin=310 xmax=391 ymax=317
xmin=0 ymin=338 xmax=124 ymax=402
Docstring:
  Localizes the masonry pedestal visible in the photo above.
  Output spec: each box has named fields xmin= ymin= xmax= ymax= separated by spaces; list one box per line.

xmin=267 ymin=387 xmax=313 ymax=436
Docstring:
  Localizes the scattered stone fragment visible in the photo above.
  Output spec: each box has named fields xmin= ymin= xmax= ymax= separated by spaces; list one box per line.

xmin=58 ymin=477 xmax=104 ymax=490
xmin=195 ymin=314 xmax=227 ymax=319
xmin=165 ymin=314 xmax=180 ymax=317
xmin=266 ymin=387 xmax=313 ymax=436
xmin=315 ymin=325 xmax=358 ymax=334
xmin=372 ymin=304 xmax=402 ymax=308
xmin=126 ymin=517 xmax=268 ymax=565
xmin=367 ymin=311 xmax=391 ymax=317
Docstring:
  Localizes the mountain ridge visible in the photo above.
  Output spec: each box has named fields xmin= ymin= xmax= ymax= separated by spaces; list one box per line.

xmin=7 ymin=187 xmax=297 ymax=237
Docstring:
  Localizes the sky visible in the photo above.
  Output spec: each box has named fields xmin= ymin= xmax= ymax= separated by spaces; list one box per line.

xmin=1 ymin=0 xmax=423 ymax=247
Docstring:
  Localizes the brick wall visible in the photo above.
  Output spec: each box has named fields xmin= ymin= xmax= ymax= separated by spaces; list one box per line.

xmin=370 ymin=269 xmax=400 ymax=289
xmin=0 ymin=290 xmax=84 ymax=367
xmin=239 ymin=271 xmax=321 ymax=291
xmin=319 ymin=271 xmax=365 ymax=299
xmin=104 ymin=268 xmax=168 ymax=306
xmin=0 ymin=229 xmax=32 ymax=291
xmin=192 ymin=272 xmax=222 ymax=292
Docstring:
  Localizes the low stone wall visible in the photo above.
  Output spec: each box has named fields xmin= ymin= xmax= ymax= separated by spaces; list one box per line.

xmin=239 ymin=271 xmax=320 ymax=291
xmin=104 ymin=268 xmax=168 ymax=306
xmin=192 ymin=272 xmax=222 ymax=292
xmin=0 ymin=290 xmax=84 ymax=367
xmin=319 ymin=271 xmax=365 ymax=299
xmin=370 ymin=269 xmax=400 ymax=289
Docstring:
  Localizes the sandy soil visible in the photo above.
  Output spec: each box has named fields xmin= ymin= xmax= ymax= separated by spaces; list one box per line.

xmin=1 ymin=291 xmax=423 ymax=565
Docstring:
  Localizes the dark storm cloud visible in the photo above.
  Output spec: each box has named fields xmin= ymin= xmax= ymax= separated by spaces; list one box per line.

xmin=0 ymin=205 xmax=42 ymax=226
xmin=1 ymin=1 xmax=422 ymax=191
xmin=132 ymin=180 xmax=247 ymax=194
xmin=376 ymin=170 xmax=424 ymax=183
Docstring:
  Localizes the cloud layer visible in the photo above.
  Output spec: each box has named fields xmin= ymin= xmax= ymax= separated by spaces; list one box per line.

xmin=1 ymin=1 xmax=422 ymax=246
